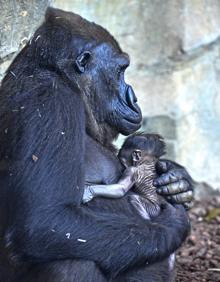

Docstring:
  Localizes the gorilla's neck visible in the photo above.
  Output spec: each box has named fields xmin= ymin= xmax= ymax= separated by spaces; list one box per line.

xmin=83 ymin=96 xmax=118 ymax=152
xmin=86 ymin=122 xmax=118 ymax=153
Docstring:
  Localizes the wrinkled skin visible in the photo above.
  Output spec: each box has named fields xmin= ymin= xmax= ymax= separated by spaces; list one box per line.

xmin=155 ymin=160 xmax=194 ymax=209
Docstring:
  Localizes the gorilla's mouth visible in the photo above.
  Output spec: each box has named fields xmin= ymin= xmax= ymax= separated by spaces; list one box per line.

xmin=125 ymin=86 xmax=138 ymax=112
xmin=123 ymin=85 xmax=142 ymax=125
xmin=120 ymin=116 xmax=141 ymax=136
xmin=109 ymin=86 xmax=142 ymax=135
xmin=122 ymin=115 xmax=142 ymax=128
xmin=123 ymin=113 xmax=141 ymax=124
xmin=117 ymin=86 xmax=142 ymax=135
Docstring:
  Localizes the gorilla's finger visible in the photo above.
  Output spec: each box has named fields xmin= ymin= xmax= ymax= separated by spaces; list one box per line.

xmin=155 ymin=160 xmax=171 ymax=174
xmin=154 ymin=169 xmax=185 ymax=187
xmin=167 ymin=191 xmax=194 ymax=204
xmin=157 ymin=180 xmax=190 ymax=195
xmin=156 ymin=159 xmax=183 ymax=174
xmin=183 ymin=202 xmax=194 ymax=210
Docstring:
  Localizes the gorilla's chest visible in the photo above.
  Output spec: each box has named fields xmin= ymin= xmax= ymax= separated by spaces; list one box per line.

xmin=85 ymin=136 xmax=123 ymax=185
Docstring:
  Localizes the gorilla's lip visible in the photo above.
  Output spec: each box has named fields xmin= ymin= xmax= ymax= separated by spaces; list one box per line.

xmin=123 ymin=116 xmax=141 ymax=126
xmin=123 ymin=110 xmax=142 ymax=125
xmin=120 ymin=118 xmax=141 ymax=135
xmin=122 ymin=115 xmax=142 ymax=129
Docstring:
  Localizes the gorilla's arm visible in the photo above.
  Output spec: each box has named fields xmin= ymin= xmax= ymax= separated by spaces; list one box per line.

xmin=7 ymin=196 xmax=189 ymax=278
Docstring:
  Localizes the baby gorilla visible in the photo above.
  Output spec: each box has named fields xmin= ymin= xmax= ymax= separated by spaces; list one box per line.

xmin=118 ymin=133 xmax=166 ymax=219
xmin=83 ymin=132 xmax=166 ymax=219
xmin=83 ymin=133 xmax=176 ymax=281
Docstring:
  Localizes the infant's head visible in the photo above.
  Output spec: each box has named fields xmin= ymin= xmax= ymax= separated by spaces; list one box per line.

xmin=118 ymin=133 xmax=166 ymax=167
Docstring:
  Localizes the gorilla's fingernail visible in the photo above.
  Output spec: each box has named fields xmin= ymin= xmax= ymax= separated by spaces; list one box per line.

xmin=153 ymin=180 xmax=158 ymax=186
xmin=157 ymin=188 xmax=162 ymax=193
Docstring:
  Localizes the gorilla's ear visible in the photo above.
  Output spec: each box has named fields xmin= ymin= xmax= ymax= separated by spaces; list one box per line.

xmin=75 ymin=51 xmax=91 ymax=73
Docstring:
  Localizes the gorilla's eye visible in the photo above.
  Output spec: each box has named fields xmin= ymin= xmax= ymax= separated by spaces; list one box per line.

xmin=75 ymin=51 xmax=91 ymax=73
xmin=116 ymin=65 xmax=126 ymax=78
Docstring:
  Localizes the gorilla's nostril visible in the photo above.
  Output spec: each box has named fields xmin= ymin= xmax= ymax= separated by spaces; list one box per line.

xmin=133 ymin=93 xmax=137 ymax=103
xmin=126 ymin=86 xmax=138 ymax=111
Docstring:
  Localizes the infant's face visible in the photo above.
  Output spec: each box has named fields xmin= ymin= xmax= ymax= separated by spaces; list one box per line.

xmin=119 ymin=149 xmax=157 ymax=168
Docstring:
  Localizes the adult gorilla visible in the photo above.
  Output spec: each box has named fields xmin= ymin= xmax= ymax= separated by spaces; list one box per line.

xmin=0 ymin=8 xmax=193 ymax=282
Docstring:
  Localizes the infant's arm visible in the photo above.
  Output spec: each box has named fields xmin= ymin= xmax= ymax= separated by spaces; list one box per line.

xmin=82 ymin=167 xmax=136 ymax=203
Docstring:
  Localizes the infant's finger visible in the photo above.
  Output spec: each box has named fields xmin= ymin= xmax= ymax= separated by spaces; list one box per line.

xmin=157 ymin=180 xmax=190 ymax=195
xmin=167 ymin=191 xmax=194 ymax=204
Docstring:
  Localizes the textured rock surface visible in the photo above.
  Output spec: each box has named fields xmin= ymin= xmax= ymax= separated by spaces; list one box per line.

xmin=182 ymin=0 xmax=220 ymax=51
xmin=1 ymin=0 xmax=220 ymax=194
xmin=173 ymin=48 xmax=220 ymax=192
xmin=0 ymin=0 xmax=50 ymax=80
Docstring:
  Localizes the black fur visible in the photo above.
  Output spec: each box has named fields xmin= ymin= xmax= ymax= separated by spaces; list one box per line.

xmin=121 ymin=132 xmax=166 ymax=158
xmin=0 ymin=7 xmax=190 ymax=281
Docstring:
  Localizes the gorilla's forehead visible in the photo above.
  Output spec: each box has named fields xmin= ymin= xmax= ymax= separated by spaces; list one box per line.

xmin=92 ymin=42 xmax=129 ymax=60
xmin=46 ymin=7 xmax=122 ymax=52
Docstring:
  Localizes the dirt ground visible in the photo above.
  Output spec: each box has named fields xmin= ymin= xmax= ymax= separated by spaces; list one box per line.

xmin=176 ymin=197 xmax=220 ymax=282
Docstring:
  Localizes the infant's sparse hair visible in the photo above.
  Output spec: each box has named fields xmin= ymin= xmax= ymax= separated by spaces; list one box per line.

xmin=121 ymin=132 xmax=166 ymax=158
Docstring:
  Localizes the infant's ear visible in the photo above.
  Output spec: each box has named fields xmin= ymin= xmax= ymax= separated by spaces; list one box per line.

xmin=132 ymin=149 xmax=142 ymax=163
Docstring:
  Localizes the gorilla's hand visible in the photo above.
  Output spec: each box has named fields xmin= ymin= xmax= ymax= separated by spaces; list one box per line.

xmin=153 ymin=159 xmax=194 ymax=209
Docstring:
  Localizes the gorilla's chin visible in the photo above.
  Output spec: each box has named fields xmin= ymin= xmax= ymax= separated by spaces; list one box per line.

xmin=120 ymin=104 xmax=142 ymax=136
xmin=111 ymin=102 xmax=142 ymax=136
xmin=119 ymin=118 xmax=142 ymax=136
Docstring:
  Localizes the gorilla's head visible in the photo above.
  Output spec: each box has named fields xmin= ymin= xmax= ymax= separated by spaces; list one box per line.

xmin=74 ymin=42 xmax=142 ymax=139
xmin=33 ymin=8 xmax=142 ymax=142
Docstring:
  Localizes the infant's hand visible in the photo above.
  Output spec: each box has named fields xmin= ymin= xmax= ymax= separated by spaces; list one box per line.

xmin=82 ymin=186 xmax=94 ymax=204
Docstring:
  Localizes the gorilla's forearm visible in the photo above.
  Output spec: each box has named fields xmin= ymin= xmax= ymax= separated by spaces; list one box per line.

xmin=6 ymin=201 xmax=190 ymax=277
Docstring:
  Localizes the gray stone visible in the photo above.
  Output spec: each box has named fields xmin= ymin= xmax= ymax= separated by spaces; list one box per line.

xmin=172 ymin=47 xmax=220 ymax=191
xmin=182 ymin=0 xmax=220 ymax=52
xmin=142 ymin=116 xmax=176 ymax=140
xmin=125 ymin=71 xmax=177 ymax=117
xmin=164 ymin=141 xmax=176 ymax=161
xmin=0 ymin=0 xmax=50 ymax=60
xmin=0 ymin=58 xmax=11 ymax=82
xmin=195 ymin=182 xmax=220 ymax=198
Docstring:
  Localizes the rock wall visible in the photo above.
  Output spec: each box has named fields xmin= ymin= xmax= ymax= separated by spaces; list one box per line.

xmin=0 ymin=0 xmax=51 ymax=80
xmin=0 ymin=0 xmax=220 ymax=195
